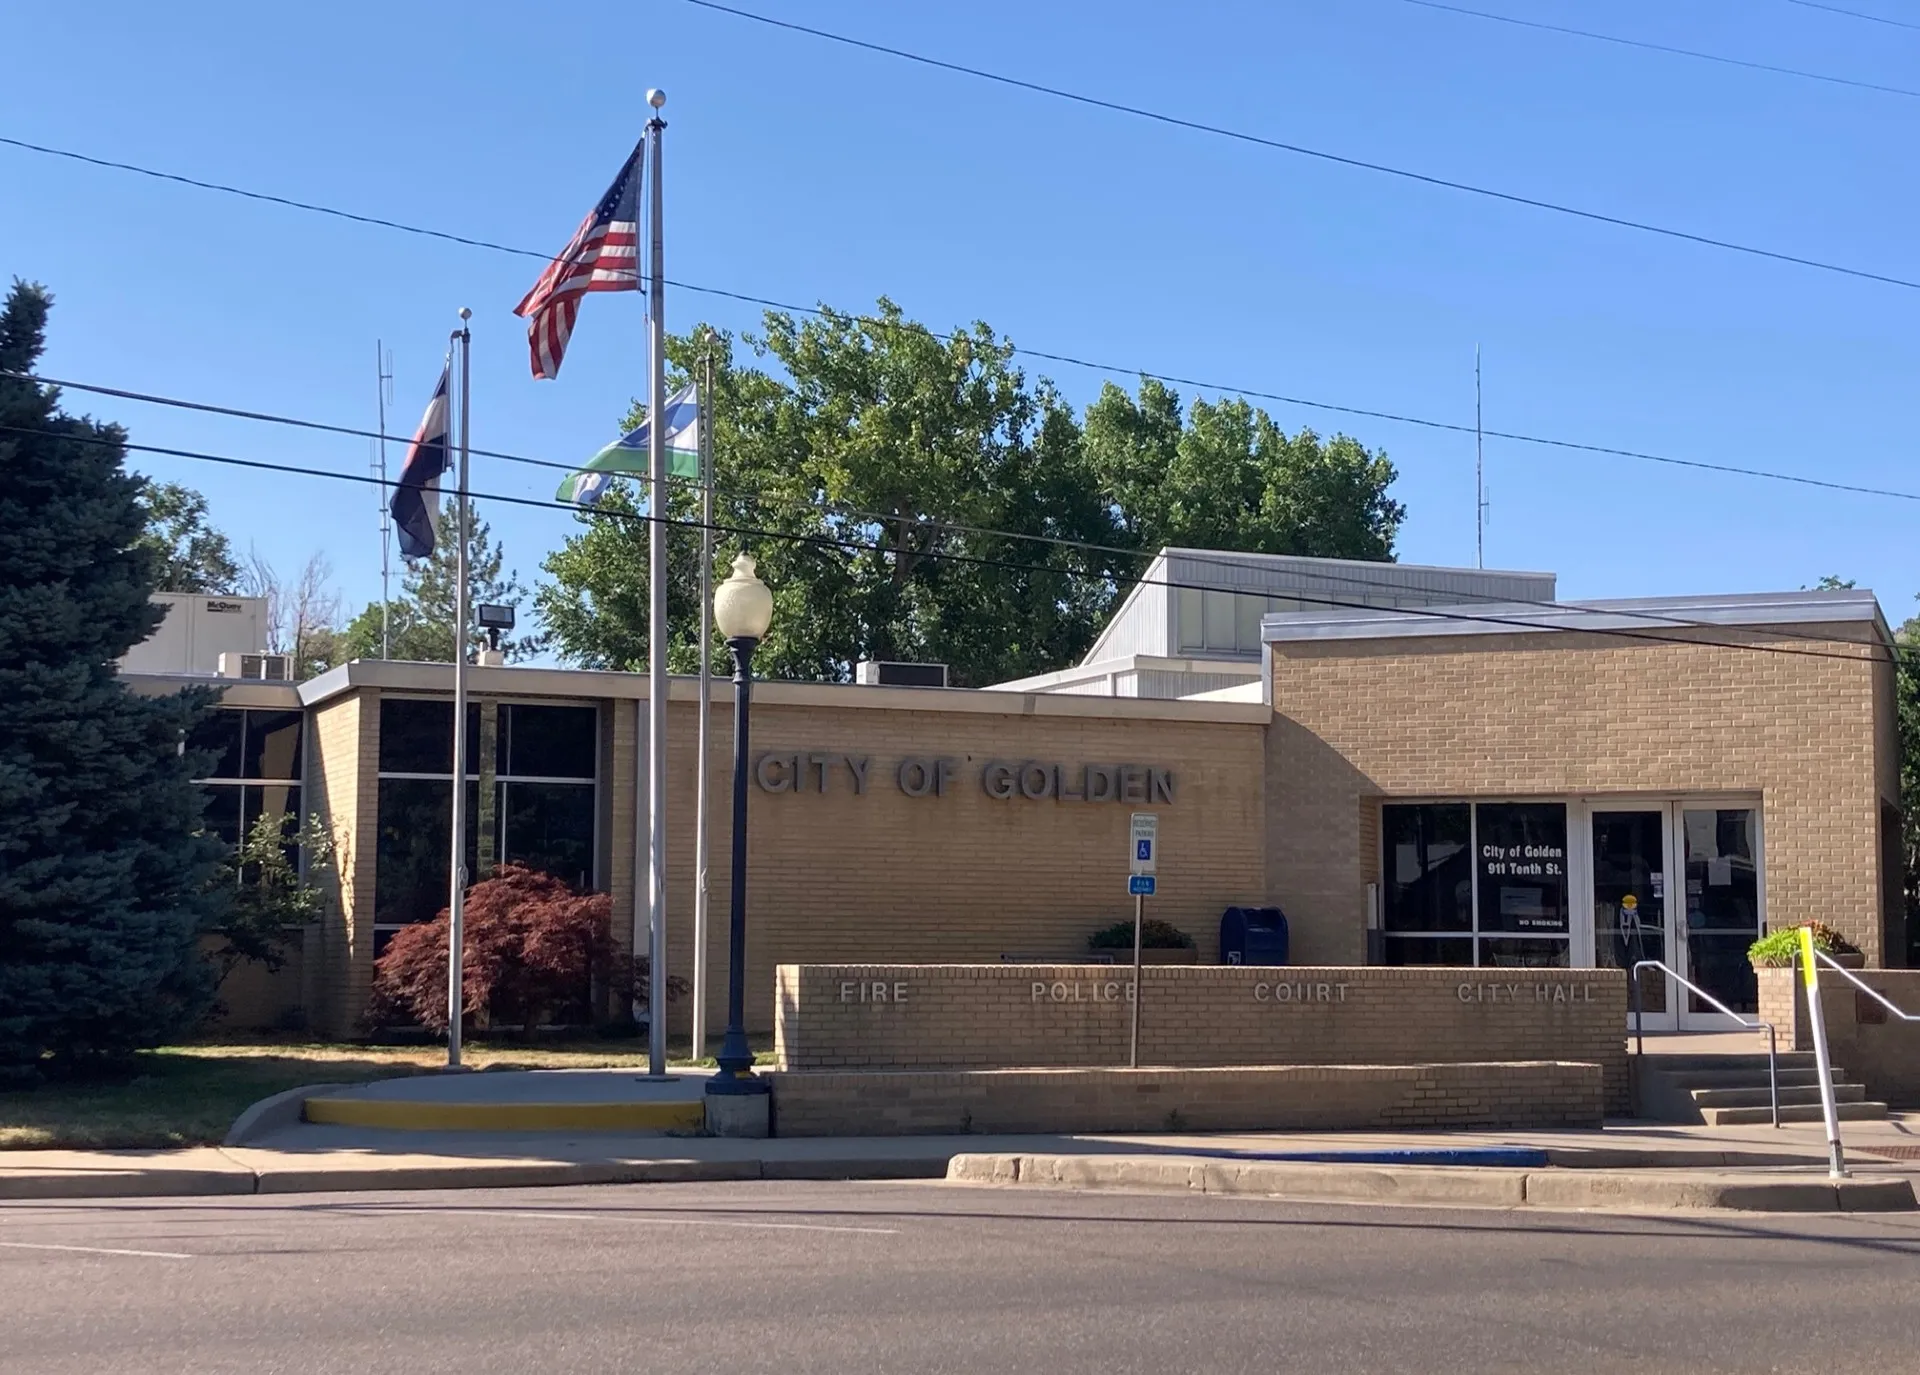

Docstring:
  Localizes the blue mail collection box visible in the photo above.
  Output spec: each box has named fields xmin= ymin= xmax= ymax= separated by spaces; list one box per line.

xmin=1219 ymin=906 xmax=1289 ymax=967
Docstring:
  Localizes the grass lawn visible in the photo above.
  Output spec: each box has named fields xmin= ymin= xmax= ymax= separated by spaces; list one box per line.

xmin=0 ymin=1037 xmax=775 ymax=1151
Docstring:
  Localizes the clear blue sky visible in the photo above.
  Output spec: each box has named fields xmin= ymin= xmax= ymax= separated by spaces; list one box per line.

xmin=4 ymin=0 xmax=1915 ymax=636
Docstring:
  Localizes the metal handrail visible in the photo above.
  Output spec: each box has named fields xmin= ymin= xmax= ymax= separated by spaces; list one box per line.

xmin=1813 ymin=951 xmax=1920 ymax=1022
xmin=1629 ymin=959 xmax=1781 ymax=1129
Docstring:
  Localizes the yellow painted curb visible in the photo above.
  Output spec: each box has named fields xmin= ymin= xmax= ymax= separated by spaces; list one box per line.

xmin=302 ymin=1097 xmax=707 ymax=1133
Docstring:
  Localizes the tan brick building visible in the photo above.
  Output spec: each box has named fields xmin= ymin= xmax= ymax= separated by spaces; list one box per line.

xmin=136 ymin=579 xmax=1903 ymax=1041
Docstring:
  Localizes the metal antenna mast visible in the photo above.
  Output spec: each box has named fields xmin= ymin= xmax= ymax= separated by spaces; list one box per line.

xmin=1475 ymin=344 xmax=1486 ymax=569
xmin=374 ymin=340 xmax=395 ymax=657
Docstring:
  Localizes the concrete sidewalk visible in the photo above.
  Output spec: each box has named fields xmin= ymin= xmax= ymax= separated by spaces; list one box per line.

xmin=4 ymin=1115 xmax=1918 ymax=1210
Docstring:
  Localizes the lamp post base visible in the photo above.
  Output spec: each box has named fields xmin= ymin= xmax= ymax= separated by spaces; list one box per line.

xmin=704 ymin=1066 xmax=771 ymax=1097
xmin=704 ymin=1082 xmax=771 ymax=1138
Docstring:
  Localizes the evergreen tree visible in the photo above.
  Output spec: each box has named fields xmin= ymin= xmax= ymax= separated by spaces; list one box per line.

xmin=338 ymin=499 xmax=532 ymax=662
xmin=0 ymin=281 xmax=227 ymax=1078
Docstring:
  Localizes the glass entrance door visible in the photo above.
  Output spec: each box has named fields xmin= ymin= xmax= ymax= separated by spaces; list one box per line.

xmin=1589 ymin=803 xmax=1764 ymax=1031
xmin=1678 ymin=807 xmax=1762 ymax=1025
xmin=1592 ymin=810 xmax=1672 ymax=1029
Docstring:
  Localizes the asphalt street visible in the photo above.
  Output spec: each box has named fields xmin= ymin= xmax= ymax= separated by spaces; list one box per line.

xmin=6 ymin=1180 xmax=1920 ymax=1374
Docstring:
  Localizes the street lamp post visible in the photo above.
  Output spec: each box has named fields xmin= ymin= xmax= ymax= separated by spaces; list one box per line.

xmin=707 ymin=553 xmax=773 ymax=1108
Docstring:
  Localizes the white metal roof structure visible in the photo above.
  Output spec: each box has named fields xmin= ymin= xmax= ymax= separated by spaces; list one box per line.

xmin=990 ymin=548 xmax=1557 ymax=699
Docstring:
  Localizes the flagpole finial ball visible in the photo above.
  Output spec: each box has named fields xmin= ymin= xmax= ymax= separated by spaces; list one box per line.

xmin=458 ymin=307 xmax=472 ymax=321
xmin=647 ymin=88 xmax=667 ymax=109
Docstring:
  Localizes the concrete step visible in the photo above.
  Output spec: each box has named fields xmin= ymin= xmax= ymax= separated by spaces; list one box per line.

xmin=1648 ymin=1067 xmax=1846 ymax=1091
xmin=1687 ymin=1083 xmax=1868 ymax=1110
xmin=1700 ymin=1101 xmax=1890 ymax=1126
xmin=1637 ymin=1052 xmax=1819 ymax=1073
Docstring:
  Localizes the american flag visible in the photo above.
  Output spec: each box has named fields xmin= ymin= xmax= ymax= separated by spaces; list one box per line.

xmin=513 ymin=143 xmax=644 ymax=379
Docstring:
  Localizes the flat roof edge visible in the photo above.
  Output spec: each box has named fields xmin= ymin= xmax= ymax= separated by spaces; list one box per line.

xmin=298 ymin=659 xmax=1271 ymax=724
xmin=1262 ymin=590 xmax=1890 ymax=645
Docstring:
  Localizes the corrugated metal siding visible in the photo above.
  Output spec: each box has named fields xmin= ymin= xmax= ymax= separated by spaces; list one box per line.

xmin=1085 ymin=553 xmax=1172 ymax=661
xmin=1163 ymin=552 xmax=1555 ymax=616
xmin=1080 ymin=550 xmax=1556 ymax=670
xmin=1136 ymin=668 xmax=1262 ymax=700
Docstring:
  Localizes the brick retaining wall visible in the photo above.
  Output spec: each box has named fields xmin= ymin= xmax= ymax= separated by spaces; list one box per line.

xmin=764 ymin=1062 xmax=1605 ymax=1136
xmin=1757 ymin=966 xmax=1920 ymax=1108
xmin=776 ymin=963 xmax=1629 ymax=1114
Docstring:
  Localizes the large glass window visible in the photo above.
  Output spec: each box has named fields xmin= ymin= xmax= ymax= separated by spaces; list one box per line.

xmin=378 ymin=699 xmax=480 ymax=775
xmin=374 ymin=778 xmax=480 ymax=925
xmin=190 ymin=708 xmax=305 ymax=859
xmin=1176 ymin=588 xmax=1271 ymax=654
xmin=501 ymin=703 xmax=597 ymax=780
xmin=373 ymin=699 xmax=600 ymax=937
xmin=1381 ymin=801 xmax=1569 ymax=968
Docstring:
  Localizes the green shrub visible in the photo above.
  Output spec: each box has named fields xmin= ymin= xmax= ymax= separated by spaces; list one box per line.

xmin=1748 ymin=922 xmax=1861 ymax=967
xmin=1088 ymin=918 xmax=1195 ymax=951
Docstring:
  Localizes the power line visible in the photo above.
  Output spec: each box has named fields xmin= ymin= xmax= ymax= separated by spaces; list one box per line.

xmin=8 ymin=363 xmax=1917 ymax=657
xmin=10 ymin=222 xmax=1919 ymax=511
xmin=1396 ymin=0 xmax=1920 ymax=100
xmin=4 ymin=137 xmax=1914 ymax=505
xmin=0 ymin=415 xmax=1903 ymax=669
xmin=676 ymin=0 xmax=1920 ymax=294
xmin=1785 ymin=0 xmax=1920 ymax=32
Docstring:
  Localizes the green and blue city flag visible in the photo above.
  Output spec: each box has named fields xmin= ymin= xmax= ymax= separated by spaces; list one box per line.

xmin=557 ymin=382 xmax=701 ymax=506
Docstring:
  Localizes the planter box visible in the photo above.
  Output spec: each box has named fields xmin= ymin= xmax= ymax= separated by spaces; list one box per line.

xmin=1752 ymin=951 xmax=1865 ymax=972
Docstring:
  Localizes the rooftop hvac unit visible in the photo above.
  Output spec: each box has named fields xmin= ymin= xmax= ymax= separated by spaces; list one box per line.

xmin=217 ymin=651 xmax=293 ymax=681
xmin=855 ymin=660 xmax=949 ymax=688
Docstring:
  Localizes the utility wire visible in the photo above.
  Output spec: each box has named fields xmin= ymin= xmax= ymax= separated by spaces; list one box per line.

xmin=7 ymin=364 xmax=1916 ymax=660
xmin=1785 ymin=0 xmax=1920 ymax=32
xmin=0 ymin=416 xmax=1902 ymax=668
xmin=676 ymin=0 xmax=1920 ymax=294
xmin=1395 ymin=0 xmax=1920 ymax=100
xmin=3 ymin=136 xmax=1914 ymax=504
xmin=14 ymin=365 xmax=1920 ymax=619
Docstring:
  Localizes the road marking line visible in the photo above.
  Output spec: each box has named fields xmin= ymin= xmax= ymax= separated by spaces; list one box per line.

xmin=0 ymin=1241 xmax=192 ymax=1259
xmin=420 ymin=1208 xmax=898 ymax=1235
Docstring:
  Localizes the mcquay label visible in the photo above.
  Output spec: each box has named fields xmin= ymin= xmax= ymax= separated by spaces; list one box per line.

xmin=753 ymin=751 xmax=1174 ymax=804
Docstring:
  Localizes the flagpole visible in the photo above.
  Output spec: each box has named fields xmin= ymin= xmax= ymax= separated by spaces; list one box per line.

xmin=691 ymin=333 xmax=716 ymax=1061
xmin=446 ymin=307 xmax=473 ymax=1070
xmin=644 ymin=90 xmax=670 ymax=1077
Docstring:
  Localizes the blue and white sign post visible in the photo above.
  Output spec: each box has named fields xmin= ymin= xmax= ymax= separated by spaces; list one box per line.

xmin=1128 ymin=813 xmax=1158 ymax=1068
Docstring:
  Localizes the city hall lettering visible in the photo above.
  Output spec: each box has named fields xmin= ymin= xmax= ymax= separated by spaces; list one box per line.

xmin=1457 ymin=982 xmax=1597 ymax=1004
xmin=754 ymin=751 xmax=1174 ymax=804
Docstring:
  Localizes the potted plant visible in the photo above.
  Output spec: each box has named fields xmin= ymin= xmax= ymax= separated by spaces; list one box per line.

xmin=1748 ymin=921 xmax=1865 ymax=970
xmin=1088 ymin=917 xmax=1199 ymax=965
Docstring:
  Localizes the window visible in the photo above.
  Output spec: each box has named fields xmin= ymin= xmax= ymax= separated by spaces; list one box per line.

xmin=1175 ymin=587 xmax=1204 ymax=651
xmin=1178 ymin=588 xmax=1270 ymax=654
xmin=1202 ymin=591 xmax=1235 ymax=649
xmin=190 ymin=708 xmax=305 ymax=859
xmin=373 ymin=699 xmax=600 ymax=938
xmin=501 ymin=703 xmax=597 ymax=780
xmin=1234 ymin=594 xmax=1264 ymax=652
xmin=1380 ymin=801 xmax=1569 ymax=968
xmin=378 ymin=698 xmax=480 ymax=775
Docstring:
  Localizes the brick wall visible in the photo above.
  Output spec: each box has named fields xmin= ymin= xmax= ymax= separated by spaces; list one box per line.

xmin=309 ymin=694 xmax=376 ymax=1035
xmin=1269 ymin=624 xmax=1889 ymax=965
xmin=1757 ymin=965 xmax=1920 ymax=1107
xmin=765 ymin=1061 xmax=1604 ymax=1136
xmin=616 ymin=695 xmax=1270 ymax=1039
xmin=776 ymin=962 xmax=1629 ymax=1113
xmin=198 ymin=931 xmax=308 ymax=1031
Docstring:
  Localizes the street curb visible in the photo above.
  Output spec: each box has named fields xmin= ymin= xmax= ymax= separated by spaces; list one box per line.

xmin=0 ymin=1155 xmax=951 ymax=1202
xmin=944 ymin=1153 xmax=1920 ymax=1213
xmin=224 ymin=1083 xmax=348 ymax=1147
